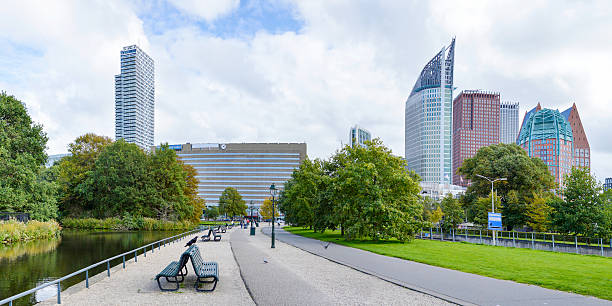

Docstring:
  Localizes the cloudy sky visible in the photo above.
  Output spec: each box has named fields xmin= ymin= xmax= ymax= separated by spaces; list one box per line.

xmin=1 ymin=0 xmax=611 ymax=180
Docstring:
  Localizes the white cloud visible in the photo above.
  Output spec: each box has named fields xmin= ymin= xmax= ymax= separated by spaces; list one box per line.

xmin=1 ymin=0 xmax=612 ymax=180
xmin=168 ymin=0 xmax=240 ymax=23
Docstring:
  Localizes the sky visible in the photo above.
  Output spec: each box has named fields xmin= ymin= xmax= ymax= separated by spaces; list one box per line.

xmin=1 ymin=0 xmax=611 ymax=181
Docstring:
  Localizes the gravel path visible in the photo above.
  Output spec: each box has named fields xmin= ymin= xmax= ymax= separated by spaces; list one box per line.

xmin=39 ymin=228 xmax=253 ymax=305
xmin=231 ymin=226 xmax=449 ymax=306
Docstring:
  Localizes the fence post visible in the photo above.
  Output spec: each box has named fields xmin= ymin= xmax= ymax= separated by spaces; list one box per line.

xmin=452 ymin=229 xmax=455 ymax=242
xmin=135 ymin=250 xmax=137 ymax=262
xmin=601 ymin=239 xmax=604 ymax=257
xmin=430 ymin=227 xmax=432 ymax=240
xmin=552 ymin=235 xmax=555 ymax=252
xmin=465 ymin=228 xmax=468 ymax=240
xmin=531 ymin=232 xmax=534 ymax=249
xmin=575 ymin=236 xmax=578 ymax=254
xmin=57 ymin=282 xmax=61 ymax=304
xmin=441 ymin=228 xmax=444 ymax=241
xmin=479 ymin=230 xmax=482 ymax=244
xmin=420 ymin=229 xmax=423 ymax=239
xmin=123 ymin=256 xmax=125 ymax=269
xmin=512 ymin=231 xmax=515 ymax=248
xmin=86 ymin=270 xmax=89 ymax=288
xmin=107 ymin=261 xmax=110 ymax=277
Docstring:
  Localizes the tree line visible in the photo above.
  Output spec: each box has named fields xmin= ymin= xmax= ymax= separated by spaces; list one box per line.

xmin=0 ymin=93 xmax=205 ymax=223
xmin=279 ymin=139 xmax=422 ymax=242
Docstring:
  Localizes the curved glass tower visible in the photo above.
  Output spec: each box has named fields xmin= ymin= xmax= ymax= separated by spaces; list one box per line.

xmin=405 ymin=38 xmax=455 ymax=184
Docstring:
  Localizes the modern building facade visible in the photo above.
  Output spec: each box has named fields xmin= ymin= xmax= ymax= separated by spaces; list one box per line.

xmin=171 ymin=143 xmax=307 ymax=211
xmin=500 ymin=102 xmax=519 ymax=144
xmin=46 ymin=153 xmax=71 ymax=167
xmin=349 ymin=125 xmax=371 ymax=148
xmin=561 ymin=103 xmax=590 ymax=170
xmin=420 ymin=182 xmax=466 ymax=201
xmin=452 ymin=90 xmax=500 ymax=186
xmin=604 ymin=178 xmax=612 ymax=191
xmin=517 ymin=107 xmax=573 ymax=186
xmin=405 ymin=38 xmax=455 ymax=184
xmin=115 ymin=45 xmax=155 ymax=149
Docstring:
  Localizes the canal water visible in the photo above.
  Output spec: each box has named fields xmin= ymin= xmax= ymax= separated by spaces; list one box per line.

xmin=0 ymin=229 xmax=183 ymax=305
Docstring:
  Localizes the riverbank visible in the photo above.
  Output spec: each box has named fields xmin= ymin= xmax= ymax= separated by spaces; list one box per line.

xmin=61 ymin=217 xmax=197 ymax=231
xmin=0 ymin=220 xmax=60 ymax=245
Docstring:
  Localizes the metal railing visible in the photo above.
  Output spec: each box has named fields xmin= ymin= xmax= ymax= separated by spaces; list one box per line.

xmin=419 ymin=227 xmax=611 ymax=257
xmin=0 ymin=228 xmax=203 ymax=305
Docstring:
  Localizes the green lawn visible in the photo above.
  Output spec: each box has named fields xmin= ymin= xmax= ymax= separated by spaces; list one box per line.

xmin=284 ymin=227 xmax=612 ymax=300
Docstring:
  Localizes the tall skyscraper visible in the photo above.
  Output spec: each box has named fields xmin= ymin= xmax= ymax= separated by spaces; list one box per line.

xmin=349 ymin=125 xmax=371 ymax=148
xmin=500 ymin=102 xmax=519 ymax=144
xmin=561 ymin=103 xmax=590 ymax=170
xmin=452 ymin=90 xmax=500 ymax=186
xmin=115 ymin=45 xmax=155 ymax=149
xmin=405 ymin=38 xmax=455 ymax=184
xmin=517 ymin=107 xmax=573 ymax=186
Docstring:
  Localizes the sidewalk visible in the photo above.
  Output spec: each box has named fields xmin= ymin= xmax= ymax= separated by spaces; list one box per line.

xmin=265 ymin=227 xmax=611 ymax=306
xmin=231 ymin=225 xmax=447 ymax=305
xmin=40 ymin=228 xmax=253 ymax=305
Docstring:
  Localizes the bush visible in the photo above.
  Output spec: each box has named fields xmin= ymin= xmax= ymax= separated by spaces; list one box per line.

xmin=61 ymin=217 xmax=197 ymax=231
xmin=0 ymin=219 xmax=61 ymax=244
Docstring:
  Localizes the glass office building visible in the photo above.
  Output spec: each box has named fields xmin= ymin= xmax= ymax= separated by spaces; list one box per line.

xmin=171 ymin=143 xmax=307 ymax=214
xmin=115 ymin=45 xmax=155 ymax=149
xmin=500 ymin=102 xmax=519 ymax=144
xmin=517 ymin=108 xmax=573 ymax=186
xmin=349 ymin=125 xmax=371 ymax=148
xmin=405 ymin=38 xmax=455 ymax=184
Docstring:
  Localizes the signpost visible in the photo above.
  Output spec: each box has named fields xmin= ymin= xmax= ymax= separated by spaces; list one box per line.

xmin=488 ymin=212 xmax=502 ymax=246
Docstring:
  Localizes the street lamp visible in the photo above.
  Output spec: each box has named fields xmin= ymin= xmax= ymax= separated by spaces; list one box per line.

xmin=475 ymin=174 xmax=507 ymax=246
xmin=270 ymin=183 xmax=278 ymax=248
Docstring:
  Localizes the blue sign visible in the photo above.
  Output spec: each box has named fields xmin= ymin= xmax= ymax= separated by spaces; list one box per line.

xmin=168 ymin=144 xmax=183 ymax=151
xmin=488 ymin=212 xmax=502 ymax=231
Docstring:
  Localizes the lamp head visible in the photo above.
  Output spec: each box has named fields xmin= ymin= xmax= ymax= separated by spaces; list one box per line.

xmin=270 ymin=184 xmax=277 ymax=196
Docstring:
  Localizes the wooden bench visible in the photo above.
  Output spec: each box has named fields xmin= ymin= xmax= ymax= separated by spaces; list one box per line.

xmin=188 ymin=245 xmax=219 ymax=291
xmin=201 ymin=228 xmax=221 ymax=241
xmin=219 ymin=225 xmax=227 ymax=233
xmin=155 ymin=249 xmax=190 ymax=291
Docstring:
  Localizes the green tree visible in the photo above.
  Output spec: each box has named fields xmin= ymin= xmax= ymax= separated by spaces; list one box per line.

xmin=458 ymin=143 xmax=555 ymax=230
xmin=218 ymin=187 xmax=247 ymax=219
xmin=0 ymin=93 xmax=57 ymax=220
xmin=472 ymin=192 xmax=502 ymax=228
xmin=330 ymin=139 xmax=422 ymax=241
xmin=549 ymin=167 xmax=608 ymax=237
xmin=182 ymin=163 xmax=206 ymax=222
xmin=260 ymin=198 xmax=280 ymax=220
xmin=421 ymin=197 xmax=442 ymax=226
xmin=205 ymin=206 xmax=219 ymax=220
xmin=525 ymin=193 xmax=552 ymax=232
xmin=55 ymin=133 xmax=112 ymax=217
xmin=440 ymin=193 xmax=464 ymax=231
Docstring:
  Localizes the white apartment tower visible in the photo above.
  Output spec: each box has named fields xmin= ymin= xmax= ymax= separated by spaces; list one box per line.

xmin=115 ymin=45 xmax=155 ymax=149
xmin=499 ymin=102 xmax=519 ymax=144
xmin=349 ymin=125 xmax=371 ymax=148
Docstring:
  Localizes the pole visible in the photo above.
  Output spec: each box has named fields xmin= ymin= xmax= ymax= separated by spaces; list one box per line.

xmin=491 ymin=181 xmax=496 ymax=246
xmin=271 ymin=194 xmax=275 ymax=248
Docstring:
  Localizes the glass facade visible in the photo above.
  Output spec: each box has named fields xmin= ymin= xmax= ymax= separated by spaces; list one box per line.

xmin=115 ymin=45 xmax=155 ymax=149
xmin=405 ymin=38 xmax=455 ymax=184
xmin=500 ymin=102 xmax=519 ymax=144
xmin=349 ymin=125 xmax=371 ymax=148
xmin=517 ymin=108 xmax=573 ymax=186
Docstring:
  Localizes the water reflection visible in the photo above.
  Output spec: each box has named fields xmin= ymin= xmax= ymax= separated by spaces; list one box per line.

xmin=0 ymin=229 xmax=182 ymax=305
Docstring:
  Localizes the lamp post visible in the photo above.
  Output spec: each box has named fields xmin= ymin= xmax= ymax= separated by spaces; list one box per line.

xmin=475 ymin=174 xmax=507 ymax=246
xmin=270 ymin=184 xmax=277 ymax=248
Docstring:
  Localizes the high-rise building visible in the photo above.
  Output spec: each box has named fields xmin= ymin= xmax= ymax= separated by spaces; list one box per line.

xmin=115 ymin=45 xmax=155 ymax=149
xmin=452 ymin=90 xmax=500 ymax=186
xmin=405 ymin=38 xmax=455 ymax=184
xmin=500 ymin=102 xmax=519 ymax=144
xmin=349 ymin=125 xmax=371 ymax=148
xmin=517 ymin=107 xmax=573 ymax=186
xmin=170 ymin=143 xmax=307 ymax=213
xmin=604 ymin=178 xmax=612 ymax=191
xmin=561 ymin=103 xmax=590 ymax=170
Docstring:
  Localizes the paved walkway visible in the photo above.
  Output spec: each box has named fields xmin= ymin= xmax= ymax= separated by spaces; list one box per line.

xmin=40 ymin=228 xmax=253 ymax=305
xmin=265 ymin=227 xmax=611 ymax=306
xmin=231 ymin=225 xmax=447 ymax=305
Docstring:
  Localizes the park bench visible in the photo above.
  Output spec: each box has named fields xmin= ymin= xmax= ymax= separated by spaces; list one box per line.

xmin=201 ymin=228 xmax=221 ymax=241
xmin=155 ymin=249 xmax=190 ymax=291
xmin=220 ymin=225 xmax=227 ymax=233
xmin=188 ymin=245 xmax=219 ymax=292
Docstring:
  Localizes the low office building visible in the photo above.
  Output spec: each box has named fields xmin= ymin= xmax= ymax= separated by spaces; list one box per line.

xmin=604 ymin=178 xmax=612 ymax=191
xmin=420 ymin=182 xmax=466 ymax=201
xmin=169 ymin=143 xmax=307 ymax=212
xmin=349 ymin=125 xmax=372 ymax=148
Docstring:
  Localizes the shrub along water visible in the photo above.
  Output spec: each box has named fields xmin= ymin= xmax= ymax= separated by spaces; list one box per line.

xmin=61 ymin=215 xmax=197 ymax=231
xmin=0 ymin=220 xmax=61 ymax=244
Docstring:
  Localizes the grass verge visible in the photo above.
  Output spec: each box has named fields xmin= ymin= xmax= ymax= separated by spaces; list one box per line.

xmin=61 ymin=217 xmax=197 ymax=231
xmin=284 ymin=226 xmax=612 ymax=300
